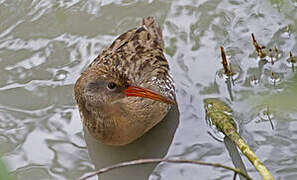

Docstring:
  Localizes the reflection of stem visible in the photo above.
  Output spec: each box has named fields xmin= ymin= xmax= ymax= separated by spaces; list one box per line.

xmin=269 ymin=49 xmax=274 ymax=65
xmin=224 ymin=136 xmax=248 ymax=180
xmin=207 ymin=131 xmax=224 ymax=142
xmin=226 ymin=77 xmax=234 ymax=101
xmin=257 ymin=59 xmax=266 ymax=85
xmin=205 ymin=109 xmax=209 ymax=125
xmin=267 ymin=115 xmax=274 ymax=130
xmin=273 ymin=79 xmax=276 ymax=87
xmin=271 ymin=72 xmax=277 ymax=87
xmin=265 ymin=106 xmax=274 ymax=130
xmin=231 ymin=75 xmax=235 ymax=86
xmin=290 ymin=51 xmax=296 ymax=72
xmin=80 ymin=158 xmax=252 ymax=180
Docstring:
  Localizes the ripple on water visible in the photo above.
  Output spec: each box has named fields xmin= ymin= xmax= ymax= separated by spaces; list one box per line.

xmin=1 ymin=0 xmax=297 ymax=180
xmin=53 ymin=69 xmax=68 ymax=81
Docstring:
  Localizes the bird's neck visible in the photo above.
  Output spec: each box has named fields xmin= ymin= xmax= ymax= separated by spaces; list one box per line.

xmin=79 ymin=102 xmax=115 ymax=143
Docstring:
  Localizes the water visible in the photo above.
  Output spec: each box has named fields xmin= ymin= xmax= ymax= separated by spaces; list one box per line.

xmin=1 ymin=0 xmax=297 ymax=179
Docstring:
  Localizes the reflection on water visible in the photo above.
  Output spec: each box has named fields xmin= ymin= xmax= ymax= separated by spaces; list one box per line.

xmin=1 ymin=0 xmax=297 ymax=179
xmin=84 ymin=107 xmax=178 ymax=180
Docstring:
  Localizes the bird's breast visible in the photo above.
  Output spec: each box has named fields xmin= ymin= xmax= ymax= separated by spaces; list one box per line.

xmin=83 ymin=98 xmax=171 ymax=146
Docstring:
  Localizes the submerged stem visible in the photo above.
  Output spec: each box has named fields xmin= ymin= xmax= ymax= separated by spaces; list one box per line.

xmin=204 ymin=98 xmax=274 ymax=180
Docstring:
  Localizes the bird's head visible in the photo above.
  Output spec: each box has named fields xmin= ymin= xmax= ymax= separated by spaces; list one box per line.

xmin=74 ymin=66 xmax=176 ymax=111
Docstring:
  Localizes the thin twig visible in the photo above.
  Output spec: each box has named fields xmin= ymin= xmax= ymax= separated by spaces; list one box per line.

xmin=79 ymin=158 xmax=252 ymax=180
xmin=220 ymin=46 xmax=231 ymax=75
xmin=233 ymin=172 xmax=238 ymax=180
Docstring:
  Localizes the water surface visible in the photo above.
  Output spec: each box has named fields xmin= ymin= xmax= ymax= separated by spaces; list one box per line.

xmin=1 ymin=0 xmax=297 ymax=179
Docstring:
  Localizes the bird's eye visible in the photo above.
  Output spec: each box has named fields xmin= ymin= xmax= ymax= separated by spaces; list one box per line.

xmin=107 ymin=82 xmax=117 ymax=91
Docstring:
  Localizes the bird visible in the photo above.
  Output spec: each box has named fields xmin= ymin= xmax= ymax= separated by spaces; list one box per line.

xmin=74 ymin=17 xmax=176 ymax=146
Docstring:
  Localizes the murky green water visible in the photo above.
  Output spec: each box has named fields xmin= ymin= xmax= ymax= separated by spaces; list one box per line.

xmin=1 ymin=0 xmax=297 ymax=179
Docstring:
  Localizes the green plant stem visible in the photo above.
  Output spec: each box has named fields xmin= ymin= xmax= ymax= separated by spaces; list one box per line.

xmin=204 ymin=98 xmax=274 ymax=180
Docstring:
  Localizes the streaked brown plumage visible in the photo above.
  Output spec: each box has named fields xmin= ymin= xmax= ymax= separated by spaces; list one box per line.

xmin=74 ymin=17 xmax=176 ymax=145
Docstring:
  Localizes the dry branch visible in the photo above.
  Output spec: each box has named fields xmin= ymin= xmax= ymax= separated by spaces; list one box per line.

xmin=79 ymin=158 xmax=252 ymax=180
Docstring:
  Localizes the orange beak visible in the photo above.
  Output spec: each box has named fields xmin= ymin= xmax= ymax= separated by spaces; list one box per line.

xmin=123 ymin=86 xmax=176 ymax=105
